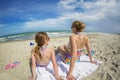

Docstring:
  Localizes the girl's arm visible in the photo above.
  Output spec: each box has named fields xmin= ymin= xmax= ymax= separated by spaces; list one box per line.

xmin=31 ymin=50 xmax=36 ymax=80
xmin=67 ymin=36 xmax=77 ymax=77
xmin=51 ymin=48 xmax=59 ymax=79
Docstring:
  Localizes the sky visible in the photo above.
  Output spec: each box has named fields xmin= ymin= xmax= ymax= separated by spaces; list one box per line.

xmin=0 ymin=0 xmax=120 ymax=36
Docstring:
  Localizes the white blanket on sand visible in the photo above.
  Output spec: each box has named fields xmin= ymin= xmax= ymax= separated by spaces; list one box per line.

xmin=36 ymin=54 xmax=102 ymax=80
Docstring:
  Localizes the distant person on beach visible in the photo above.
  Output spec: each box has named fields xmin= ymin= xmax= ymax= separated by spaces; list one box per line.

xmin=58 ymin=21 xmax=97 ymax=80
xmin=30 ymin=32 xmax=60 ymax=80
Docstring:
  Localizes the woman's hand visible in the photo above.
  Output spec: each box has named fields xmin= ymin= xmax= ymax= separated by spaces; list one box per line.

xmin=67 ymin=74 xmax=75 ymax=80
xmin=67 ymin=72 xmax=75 ymax=80
xmin=90 ymin=60 xmax=97 ymax=64
xmin=55 ymin=76 xmax=63 ymax=80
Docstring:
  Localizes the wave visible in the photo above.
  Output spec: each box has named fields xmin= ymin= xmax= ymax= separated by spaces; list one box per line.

xmin=0 ymin=37 xmax=7 ymax=42
xmin=0 ymin=31 xmax=71 ymax=42
xmin=7 ymin=35 xmax=21 ymax=39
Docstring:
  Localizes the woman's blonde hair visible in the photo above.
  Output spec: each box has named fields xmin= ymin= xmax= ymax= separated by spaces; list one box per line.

xmin=71 ymin=21 xmax=86 ymax=32
xmin=34 ymin=32 xmax=49 ymax=59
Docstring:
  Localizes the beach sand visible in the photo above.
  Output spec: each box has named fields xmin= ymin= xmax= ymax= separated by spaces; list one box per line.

xmin=0 ymin=33 xmax=120 ymax=80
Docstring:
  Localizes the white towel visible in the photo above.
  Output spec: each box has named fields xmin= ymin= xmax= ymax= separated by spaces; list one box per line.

xmin=36 ymin=54 xmax=102 ymax=80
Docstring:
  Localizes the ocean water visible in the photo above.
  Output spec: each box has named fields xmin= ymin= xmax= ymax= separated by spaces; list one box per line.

xmin=0 ymin=30 xmax=72 ymax=42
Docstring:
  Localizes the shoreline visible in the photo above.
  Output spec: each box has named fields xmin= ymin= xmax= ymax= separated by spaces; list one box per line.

xmin=0 ymin=32 xmax=119 ymax=43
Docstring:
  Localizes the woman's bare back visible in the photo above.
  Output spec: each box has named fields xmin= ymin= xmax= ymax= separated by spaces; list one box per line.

xmin=70 ymin=34 xmax=88 ymax=50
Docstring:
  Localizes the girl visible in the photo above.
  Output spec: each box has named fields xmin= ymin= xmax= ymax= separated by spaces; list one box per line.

xmin=58 ymin=21 xmax=96 ymax=80
xmin=31 ymin=32 xmax=60 ymax=80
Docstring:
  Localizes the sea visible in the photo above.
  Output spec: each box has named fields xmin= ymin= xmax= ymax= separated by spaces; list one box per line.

xmin=0 ymin=30 xmax=72 ymax=42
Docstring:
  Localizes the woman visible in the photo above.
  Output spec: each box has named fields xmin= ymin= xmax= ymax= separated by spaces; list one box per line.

xmin=58 ymin=21 xmax=96 ymax=80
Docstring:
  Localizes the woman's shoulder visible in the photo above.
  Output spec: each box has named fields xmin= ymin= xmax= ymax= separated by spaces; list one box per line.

xmin=82 ymin=34 xmax=88 ymax=39
xmin=69 ymin=34 xmax=76 ymax=38
xmin=81 ymin=34 xmax=89 ymax=42
xmin=70 ymin=33 xmax=88 ymax=39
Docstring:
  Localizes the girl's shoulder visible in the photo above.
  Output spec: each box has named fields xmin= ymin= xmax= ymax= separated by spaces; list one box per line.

xmin=46 ymin=48 xmax=55 ymax=57
xmin=47 ymin=47 xmax=54 ymax=53
xmin=31 ymin=48 xmax=37 ymax=56
xmin=31 ymin=48 xmax=35 ymax=53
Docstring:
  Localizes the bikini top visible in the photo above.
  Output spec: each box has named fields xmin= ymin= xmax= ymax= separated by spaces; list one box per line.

xmin=36 ymin=63 xmax=48 ymax=67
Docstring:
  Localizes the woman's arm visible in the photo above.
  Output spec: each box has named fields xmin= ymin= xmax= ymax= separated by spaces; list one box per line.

xmin=67 ymin=36 xmax=77 ymax=77
xmin=85 ymin=37 xmax=93 ymax=62
xmin=85 ymin=37 xmax=96 ymax=63
xmin=51 ymin=48 xmax=59 ymax=79
xmin=31 ymin=50 xmax=36 ymax=80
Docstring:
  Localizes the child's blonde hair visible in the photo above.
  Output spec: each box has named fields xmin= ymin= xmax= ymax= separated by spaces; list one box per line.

xmin=34 ymin=32 xmax=49 ymax=59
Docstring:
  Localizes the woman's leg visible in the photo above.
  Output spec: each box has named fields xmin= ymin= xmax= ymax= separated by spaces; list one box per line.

xmin=64 ymin=45 xmax=69 ymax=53
xmin=57 ymin=46 xmax=67 ymax=63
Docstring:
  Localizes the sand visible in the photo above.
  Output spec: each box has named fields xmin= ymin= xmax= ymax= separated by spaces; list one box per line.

xmin=0 ymin=33 xmax=120 ymax=80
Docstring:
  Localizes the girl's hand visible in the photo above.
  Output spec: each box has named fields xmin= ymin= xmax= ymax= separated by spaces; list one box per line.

xmin=28 ymin=76 xmax=35 ymax=80
xmin=55 ymin=76 xmax=63 ymax=80
xmin=55 ymin=76 xmax=59 ymax=80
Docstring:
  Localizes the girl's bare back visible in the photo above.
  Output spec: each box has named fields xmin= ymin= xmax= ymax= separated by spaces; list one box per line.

xmin=33 ymin=48 xmax=53 ymax=65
